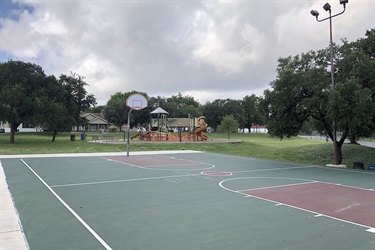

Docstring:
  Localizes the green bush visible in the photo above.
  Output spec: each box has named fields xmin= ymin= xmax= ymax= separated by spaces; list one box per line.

xmin=109 ymin=126 xmax=117 ymax=132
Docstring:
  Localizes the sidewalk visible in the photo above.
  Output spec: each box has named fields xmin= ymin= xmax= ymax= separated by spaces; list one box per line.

xmin=299 ymin=135 xmax=375 ymax=148
xmin=0 ymin=163 xmax=29 ymax=250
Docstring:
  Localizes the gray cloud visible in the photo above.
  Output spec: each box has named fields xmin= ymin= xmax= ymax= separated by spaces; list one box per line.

xmin=1 ymin=0 xmax=374 ymax=105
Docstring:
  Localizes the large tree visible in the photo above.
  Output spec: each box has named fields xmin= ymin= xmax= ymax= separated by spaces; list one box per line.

xmin=59 ymin=73 xmax=97 ymax=131
xmin=0 ymin=60 xmax=48 ymax=143
xmin=336 ymin=29 xmax=375 ymax=142
xmin=261 ymin=30 xmax=375 ymax=165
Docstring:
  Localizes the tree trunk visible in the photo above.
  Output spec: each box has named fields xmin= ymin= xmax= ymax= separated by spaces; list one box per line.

xmin=9 ymin=123 xmax=20 ymax=144
xmin=333 ymin=140 xmax=343 ymax=165
xmin=349 ymin=134 xmax=358 ymax=144
xmin=52 ymin=129 xmax=57 ymax=142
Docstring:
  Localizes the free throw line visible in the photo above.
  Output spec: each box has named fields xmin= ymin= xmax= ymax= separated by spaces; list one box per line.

xmin=20 ymin=159 xmax=112 ymax=250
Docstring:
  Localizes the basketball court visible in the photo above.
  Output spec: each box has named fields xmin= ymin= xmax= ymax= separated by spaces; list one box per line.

xmin=1 ymin=150 xmax=374 ymax=249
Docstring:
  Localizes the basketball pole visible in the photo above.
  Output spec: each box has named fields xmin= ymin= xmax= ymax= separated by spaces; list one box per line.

xmin=125 ymin=93 xmax=148 ymax=157
xmin=126 ymin=109 xmax=133 ymax=157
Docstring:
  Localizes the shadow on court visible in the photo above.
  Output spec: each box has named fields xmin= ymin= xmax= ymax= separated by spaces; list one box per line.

xmin=1 ymin=151 xmax=374 ymax=250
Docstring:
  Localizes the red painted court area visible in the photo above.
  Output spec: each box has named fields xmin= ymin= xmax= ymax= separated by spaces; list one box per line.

xmin=240 ymin=182 xmax=375 ymax=229
xmin=104 ymin=155 xmax=198 ymax=167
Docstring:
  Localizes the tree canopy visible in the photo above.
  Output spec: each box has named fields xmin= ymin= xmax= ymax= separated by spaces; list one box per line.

xmin=0 ymin=61 xmax=49 ymax=143
xmin=220 ymin=115 xmax=239 ymax=139
xmin=0 ymin=61 xmax=97 ymax=143
xmin=261 ymin=29 xmax=375 ymax=164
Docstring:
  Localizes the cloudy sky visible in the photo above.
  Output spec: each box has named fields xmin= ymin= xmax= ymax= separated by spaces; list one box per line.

xmin=0 ymin=0 xmax=374 ymax=105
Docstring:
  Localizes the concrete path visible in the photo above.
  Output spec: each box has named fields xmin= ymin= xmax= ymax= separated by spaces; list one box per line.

xmin=299 ymin=135 xmax=375 ymax=148
xmin=0 ymin=162 xmax=28 ymax=250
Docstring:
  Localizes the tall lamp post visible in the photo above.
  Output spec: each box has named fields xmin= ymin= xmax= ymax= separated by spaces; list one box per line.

xmin=310 ymin=0 xmax=348 ymax=165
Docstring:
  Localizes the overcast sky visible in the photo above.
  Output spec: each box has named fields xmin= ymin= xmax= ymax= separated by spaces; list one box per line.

xmin=1 ymin=0 xmax=374 ymax=105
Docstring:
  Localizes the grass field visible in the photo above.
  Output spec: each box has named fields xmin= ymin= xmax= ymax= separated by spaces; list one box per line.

xmin=0 ymin=131 xmax=374 ymax=168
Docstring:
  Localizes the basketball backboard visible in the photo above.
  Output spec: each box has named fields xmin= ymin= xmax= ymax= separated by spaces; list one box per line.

xmin=126 ymin=93 xmax=148 ymax=110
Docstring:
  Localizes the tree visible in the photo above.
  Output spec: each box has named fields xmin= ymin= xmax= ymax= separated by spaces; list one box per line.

xmin=33 ymin=75 xmax=70 ymax=141
xmin=219 ymin=115 xmax=239 ymax=139
xmin=336 ymin=29 xmax=375 ymax=142
xmin=0 ymin=60 xmax=47 ymax=143
xmin=104 ymin=91 xmax=149 ymax=131
xmin=85 ymin=105 xmax=107 ymax=113
xmin=164 ymin=93 xmax=201 ymax=118
xmin=261 ymin=30 xmax=375 ymax=164
xmin=59 ymin=73 xmax=97 ymax=131
xmin=202 ymin=100 xmax=222 ymax=131
xmin=202 ymin=98 xmax=244 ymax=132
xmin=242 ymin=94 xmax=263 ymax=132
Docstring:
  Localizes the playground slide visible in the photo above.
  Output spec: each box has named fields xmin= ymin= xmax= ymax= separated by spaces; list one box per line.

xmin=195 ymin=124 xmax=207 ymax=134
xmin=130 ymin=131 xmax=142 ymax=140
xmin=195 ymin=123 xmax=209 ymax=141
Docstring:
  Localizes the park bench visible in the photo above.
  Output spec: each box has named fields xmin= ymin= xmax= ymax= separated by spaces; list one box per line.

xmin=91 ymin=135 xmax=100 ymax=142
xmin=103 ymin=135 xmax=117 ymax=143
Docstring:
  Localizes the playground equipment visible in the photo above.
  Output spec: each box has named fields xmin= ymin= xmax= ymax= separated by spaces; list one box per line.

xmin=194 ymin=116 xmax=209 ymax=141
xmin=131 ymin=107 xmax=209 ymax=142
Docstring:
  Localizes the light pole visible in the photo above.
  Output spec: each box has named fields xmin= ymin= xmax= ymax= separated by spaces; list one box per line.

xmin=310 ymin=0 xmax=348 ymax=165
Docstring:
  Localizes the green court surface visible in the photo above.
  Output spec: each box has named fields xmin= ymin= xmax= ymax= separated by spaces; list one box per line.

xmin=1 ymin=151 xmax=375 ymax=250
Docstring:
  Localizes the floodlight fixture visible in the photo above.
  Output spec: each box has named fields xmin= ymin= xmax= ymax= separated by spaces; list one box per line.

xmin=340 ymin=0 xmax=348 ymax=5
xmin=323 ymin=3 xmax=331 ymax=12
xmin=310 ymin=10 xmax=319 ymax=17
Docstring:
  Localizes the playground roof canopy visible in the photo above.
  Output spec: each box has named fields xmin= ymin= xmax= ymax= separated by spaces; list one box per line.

xmin=151 ymin=107 xmax=169 ymax=115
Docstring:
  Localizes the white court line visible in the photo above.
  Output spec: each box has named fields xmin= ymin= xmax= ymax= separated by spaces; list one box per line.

xmin=0 ymin=150 xmax=202 ymax=159
xmin=238 ymin=180 xmax=318 ymax=193
xmin=20 ymin=159 xmax=112 ymax=250
xmin=317 ymin=181 xmax=375 ymax=192
xmin=219 ymin=176 xmax=316 ymax=194
xmin=232 ymin=165 xmax=315 ymax=174
xmin=51 ymin=173 xmax=203 ymax=188
xmin=101 ymin=155 xmax=215 ymax=171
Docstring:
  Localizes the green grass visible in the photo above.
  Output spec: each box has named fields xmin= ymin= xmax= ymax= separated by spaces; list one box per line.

xmin=1 ymin=132 xmax=374 ymax=168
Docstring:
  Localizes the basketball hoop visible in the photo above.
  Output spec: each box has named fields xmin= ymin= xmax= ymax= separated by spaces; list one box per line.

xmin=126 ymin=93 xmax=148 ymax=110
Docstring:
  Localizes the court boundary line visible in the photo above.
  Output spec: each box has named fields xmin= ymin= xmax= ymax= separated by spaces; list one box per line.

xmin=220 ymin=177 xmax=375 ymax=233
xmin=50 ymin=173 xmax=203 ymax=188
xmin=238 ymin=180 xmax=318 ymax=192
xmin=0 ymin=150 xmax=202 ymax=159
xmin=101 ymin=155 xmax=215 ymax=171
xmin=20 ymin=159 xmax=113 ymax=250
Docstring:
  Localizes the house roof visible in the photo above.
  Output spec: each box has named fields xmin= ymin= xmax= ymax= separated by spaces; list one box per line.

xmin=80 ymin=112 xmax=109 ymax=125
xmin=89 ymin=117 xmax=109 ymax=125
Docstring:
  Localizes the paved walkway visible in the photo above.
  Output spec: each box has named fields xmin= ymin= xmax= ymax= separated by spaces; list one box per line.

xmin=0 ymin=163 xmax=28 ymax=250
xmin=299 ymin=135 xmax=375 ymax=148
